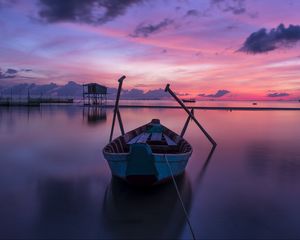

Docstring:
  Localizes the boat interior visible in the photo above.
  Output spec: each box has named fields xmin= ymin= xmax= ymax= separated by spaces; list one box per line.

xmin=104 ymin=119 xmax=192 ymax=154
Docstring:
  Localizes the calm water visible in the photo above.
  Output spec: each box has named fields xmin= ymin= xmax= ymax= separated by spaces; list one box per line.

xmin=107 ymin=99 xmax=300 ymax=108
xmin=0 ymin=105 xmax=300 ymax=239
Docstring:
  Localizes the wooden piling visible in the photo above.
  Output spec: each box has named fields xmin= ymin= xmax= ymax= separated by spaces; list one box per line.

xmin=109 ymin=75 xmax=126 ymax=142
xmin=165 ymin=84 xmax=217 ymax=147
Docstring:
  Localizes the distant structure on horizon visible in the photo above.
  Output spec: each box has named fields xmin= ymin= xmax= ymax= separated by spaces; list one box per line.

xmin=181 ymin=98 xmax=196 ymax=103
xmin=82 ymin=83 xmax=107 ymax=106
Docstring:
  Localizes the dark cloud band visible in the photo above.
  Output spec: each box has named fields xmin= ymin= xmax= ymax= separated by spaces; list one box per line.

xmin=37 ymin=0 xmax=144 ymax=25
xmin=130 ymin=18 xmax=174 ymax=38
xmin=0 ymin=68 xmax=33 ymax=80
xmin=239 ymin=24 xmax=300 ymax=54
xmin=198 ymin=89 xmax=230 ymax=98
xmin=211 ymin=0 xmax=246 ymax=15
xmin=0 ymin=68 xmax=18 ymax=79
xmin=267 ymin=92 xmax=289 ymax=97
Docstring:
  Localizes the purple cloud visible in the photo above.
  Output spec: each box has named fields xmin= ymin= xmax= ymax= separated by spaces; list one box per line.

xmin=21 ymin=69 xmax=32 ymax=72
xmin=199 ymin=89 xmax=230 ymax=98
xmin=1 ymin=81 xmax=171 ymax=100
xmin=130 ymin=18 xmax=174 ymax=38
xmin=239 ymin=24 xmax=300 ymax=54
xmin=0 ymin=68 xmax=18 ymax=79
xmin=211 ymin=0 xmax=246 ymax=15
xmin=5 ymin=68 xmax=18 ymax=74
xmin=267 ymin=92 xmax=290 ymax=97
xmin=37 ymin=0 xmax=144 ymax=24
xmin=185 ymin=9 xmax=199 ymax=17
xmin=0 ymin=0 xmax=15 ymax=8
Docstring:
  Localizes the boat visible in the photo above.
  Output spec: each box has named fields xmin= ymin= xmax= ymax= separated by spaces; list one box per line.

xmin=182 ymin=98 xmax=196 ymax=103
xmin=103 ymin=76 xmax=216 ymax=186
xmin=252 ymin=102 xmax=257 ymax=105
xmin=103 ymin=118 xmax=192 ymax=185
xmin=102 ymin=146 xmax=216 ymax=239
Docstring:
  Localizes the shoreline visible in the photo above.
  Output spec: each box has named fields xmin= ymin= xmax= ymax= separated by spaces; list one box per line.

xmin=1 ymin=103 xmax=300 ymax=111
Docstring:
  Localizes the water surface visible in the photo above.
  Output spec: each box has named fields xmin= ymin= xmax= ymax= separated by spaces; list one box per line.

xmin=0 ymin=105 xmax=299 ymax=239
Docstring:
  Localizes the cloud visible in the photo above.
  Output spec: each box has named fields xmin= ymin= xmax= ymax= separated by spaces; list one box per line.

xmin=143 ymin=88 xmax=170 ymax=99
xmin=267 ymin=92 xmax=290 ymax=97
xmin=199 ymin=89 xmax=230 ymax=98
xmin=1 ymin=83 xmax=58 ymax=96
xmin=175 ymin=92 xmax=190 ymax=96
xmin=248 ymin=11 xmax=259 ymax=19
xmin=211 ymin=0 xmax=246 ymax=15
xmin=130 ymin=18 xmax=174 ymax=38
xmin=0 ymin=73 xmax=15 ymax=79
xmin=185 ymin=9 xmax=199 ymax=17
xmin=122 ymin=88 xmax=144 ymax=99
xmin=0 ymin=68 xmax=18 ymax=79
xmin=37 ymin=0 xmax=144 ymax=25
xmin=21 ymin=69 xmax=32 ymax=72
xmin=0 ymin=0 xmax=15 ymax=8
xmin=194 ymin=0 xmax=247 ymax=19
xmin=5 ymin=68 xmax=18 ymax=74
xmin=226 ymin=24 xmax=237 ymax=30
xmin=0 ymin=81 xmax=171 ymax=100
xmin=134 ymin=84 xmax=148 ymax=88
xmin=239 ymin=24 xmax=300 ymax=54
xmin=175 ymin=6 xmax=181 ymax=11
xmin=121 ymin=88 xmax=170 ymax=99
xmin=0 ymin=68 xmax=34 ymax=80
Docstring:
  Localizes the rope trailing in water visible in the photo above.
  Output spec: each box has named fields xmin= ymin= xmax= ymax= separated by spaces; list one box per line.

xmin=164 ymin=154 xmax=196 ymax=240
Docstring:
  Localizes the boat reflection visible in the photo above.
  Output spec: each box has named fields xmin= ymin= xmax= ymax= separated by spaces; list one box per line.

xmin=195 ymin=146 xmax=216 ymax=184
xmin=102 ymin=174 xmax=192 ymax=239
xmin=102 ymin=146 xmax=216 ymax=239
xmin=82 ymin=106 xmax=106 ymax=125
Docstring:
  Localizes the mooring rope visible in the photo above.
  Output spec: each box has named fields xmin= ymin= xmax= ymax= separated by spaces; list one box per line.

xmin=164 ymin=154 xmax=196 ymax=240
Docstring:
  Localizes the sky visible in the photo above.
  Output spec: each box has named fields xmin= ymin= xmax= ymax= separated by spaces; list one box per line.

xmin=0 ymin=0 xmax=300 ymax=100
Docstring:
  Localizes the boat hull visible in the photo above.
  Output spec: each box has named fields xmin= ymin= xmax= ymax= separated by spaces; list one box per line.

xmin=103 ymin=150 xmax=192 ymax=185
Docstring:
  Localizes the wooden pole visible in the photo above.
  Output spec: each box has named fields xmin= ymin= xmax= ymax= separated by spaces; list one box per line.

xmin=109 ymin=75 xmax=126 ymax=142
xmin=180 ymin=116 xmax=191 ymax=137
xmin=117 ymin=110 xmax=125 ymax=136
xmin=82 ymin=85 xmax=84 ymax=105
xmin=165 ymin=84 xmax=217 ymax=147
xmin=180 ymin=108 xmax=194 ymax=138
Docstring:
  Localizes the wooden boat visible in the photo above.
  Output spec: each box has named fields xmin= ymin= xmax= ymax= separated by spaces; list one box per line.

xmin=182 ymin=98 xmax=196 ymax=103
xmin=103 ymin=76 xmax=216 ymax=186
xmin=103 ymin=119 xmax=192 ymax=185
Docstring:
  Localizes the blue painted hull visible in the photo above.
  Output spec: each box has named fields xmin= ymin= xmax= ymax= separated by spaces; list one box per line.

xmin=103 ymin=151 xmax=192 ymax=184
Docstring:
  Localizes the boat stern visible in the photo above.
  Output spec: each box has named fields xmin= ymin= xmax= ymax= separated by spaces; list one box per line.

xmin=125 ymin=143 xmax=158 ymax=186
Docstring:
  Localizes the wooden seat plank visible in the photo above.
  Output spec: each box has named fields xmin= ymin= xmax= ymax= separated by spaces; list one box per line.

xmin=151 ymin=132 xmax=162 ymax=141
xmin=163 ymin=134 xmax=177 ymax=146
xmin=127 ymin=133 xmax=143 ymax=144
xmin=137 ymin=132 xmax=151 ymax=143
